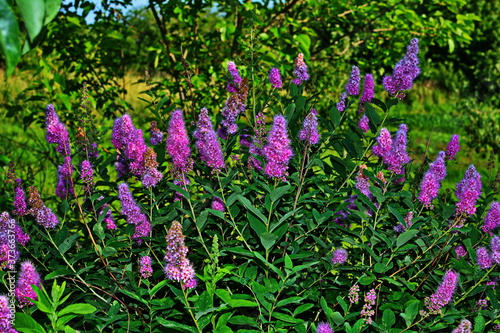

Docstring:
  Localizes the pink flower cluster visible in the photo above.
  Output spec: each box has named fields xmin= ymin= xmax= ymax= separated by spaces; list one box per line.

xmin=292 ymin=53 xmax=309 ymax=85
xmin=15 ymin=260 xmax=42 ymax=308
xmin=424 ymin=270 xmax=459 ymax=315
xmin=194 ymin=108 xmax=225 ymax=171
xmin=113 ymin=114 xmax=162 ymax=187
xmin=455 ymin=165 xmax=482 ymax=216
xmin=383 ymin=38 xmax=420 ymax=96
xmin=139 ymin=255 xmax=153 ymax=279
xmin=372 ymin=124 xmax=410 ymax=176
xmin=418 ymin=151 xmax=446 ymax=207
xmin=263 ymin=115 xmax=293 ymax=180
xmin=360 ymin=289 xmax=377 ymax=324
xmin=298 ymin=109 xmax=320 ymax=145
xmin=118 ymin=183 xmax=151 ymax=243
xmin=164 ymin=221 xmax=196 ymax=289
xmin=0 ymin=212 xmax=29 ymax=270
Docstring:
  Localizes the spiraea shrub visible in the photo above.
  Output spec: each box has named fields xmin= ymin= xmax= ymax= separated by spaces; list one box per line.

xmin=1 ymin=38 xmax=499 ymax=333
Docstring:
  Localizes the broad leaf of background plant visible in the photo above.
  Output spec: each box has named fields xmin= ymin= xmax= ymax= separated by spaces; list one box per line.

xmin=16 ymin=0 xmax=45 ymax=42
xmin=0 ymin=0 xmax=21 ymax=77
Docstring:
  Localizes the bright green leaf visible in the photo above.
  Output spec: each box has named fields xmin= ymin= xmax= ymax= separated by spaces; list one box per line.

xmin=0 ymin=0 xmax=21 ymax=77
xmin=16 ymin=0 xmax=45 ymax=42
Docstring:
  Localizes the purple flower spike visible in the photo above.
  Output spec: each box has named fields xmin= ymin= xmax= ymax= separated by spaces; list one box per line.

xmin=164 ymin=221 xmax=196 ymax=289
xmin=27 ymin=186 xmax=59 ymax=229
xmin=482 ymin=202 xmax=500 ymax=234
xmin=13 ymin=178 xmax=27 ymax=216
xmin=15 ymin=260 xmax=42 ymax=308
xmin=446 ymin=134 xmax=460 ymax=161
xmin=263 ymin=115 xmax=293 ymax=180
xmin=360 ymin=74 xmax=375 ymax=104
xmin=345 ymin=66 xmax=361 ymax=96
xmin=383 ymin=38 xmax=420 ymax=95
xmin=0 ymin=295 xmax=16 ymax=331
xmin=211 ymin=197 xmax=225 ymax=212
xmin=118 ymin=183 xmax=151 ymax=243
xmin=455 ymin=165 xmax=482 ymax=216
xmin=331 ymin=248 xmax=348 ymax=264
xmin=372 ymin=128 xmax=392 ymax=158
xmin=141 ymin=148 xmax=163 ymax=188
xmin=269 ymin=68 xmax=283 ymax=89
xmin=194 ymin=108 xmax=225 ymax=171
xmin=166 ymin=110 xmax=193 ymax=174
xmin=56 ymin=156 xmax=74 ymax=198
xmin=316 ymin=322 xmax=334 ymax=333
xmin=361 ymin=289 xmax=377 ymax=324
xmin=424 ymin=270 xmax=459 ymax=315
xmin=80 ymin=160 xmax=94 ymax=194
xmin=418 ymin=152 xmax=447 ymax=207
xmin=491 ymin=237 xmax=500 ymax=264
xmin=150 ymin=121 xmax=163 ymax=146
xmin=452 ymin=319 xmax=472 ymax=333
xmin=45 ymin=104 xmax=71 ymax=156
xmin=476 ymin=247 xmax=493 ymax=269
xmin=359 ymin=114 xmax=370 ymax=133
xmin=227 ymin=61 xmax=242 ymax=93
xmin=292 ymin=53 xmax=309 ymax=85
xmin=336 ymin=92 xmax=347 ymax=112
xmin=139 ymin=255 xmax=153 ymax=279
xmin=386 ymin=124 xmax=410 ymax=175
xmin=298 ymin=109 xmax=320 ymax=145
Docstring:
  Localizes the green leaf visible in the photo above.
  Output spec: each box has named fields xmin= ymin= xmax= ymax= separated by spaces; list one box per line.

xmin=331 ymin=311 xmax=344 ymax=326
xmin=382 ymin=309 xmax=396 ymax=329
xmin=16 ymin=0 xmax=45 ymax=42
xmin=474 ymin=315 xmax=485 ymax=332
xmin=58 ymin=234 xmax=80 ymax=255
xmin=358 ymin=275 xmax=376 ymax=285
xmin=150 ymin=280 xmax=169 ymax=297
xmin=272 ymin=311 xmax=303 ymax=324
xmin=401 ymin=300 xmax=420 ymax=327
xmin=0 ymin=0 xmax=21 ymax=76
xmin=93 ymin=221 xmax=105 ymax=240
xmin=396 ymin=230 xmax=419 ymax=247
xmin=238 ymin=195 xmax=267 ymax=223
xmin=119 ymin=289 xmax=148 ymax=305
xmin=365 ymin=103 xmax=380 ymax=128
xmin=269 ymin=185 xmax=290 ymax=202
xmin=157 ymin=318 xmax=198 ymax=333
xmin=102 ymin=246 xmax=117 ymax=257
xmin=228 ymin=316 xmax=259 ymax=329
xmin=56 ymin=314 xmax=77 ymax=327
xmin=293 ymin=303 xmax=314 ymax=317
xmin=58 ymin=303 xmax=96 ymax=316
xmin=14 ymin=312 xmax=47 ymax=333
xmin=44 ymin=0 xmax=62 ymax=25
xmin=260 ymin=232 xmax=278 ymax=251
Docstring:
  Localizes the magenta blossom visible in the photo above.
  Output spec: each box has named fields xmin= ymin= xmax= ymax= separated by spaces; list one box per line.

xmin=15 ymin=260 xmax=42 ymax=307
xmin=424 ymin=270 xmax=459 ymax=314
xmin=263 ymin=115 xmax=293 ymax=180
xmin=298 ymin=109 xmax=320 ymax=145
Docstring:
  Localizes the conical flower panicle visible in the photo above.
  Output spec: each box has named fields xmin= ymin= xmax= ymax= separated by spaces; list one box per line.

xmin=383 ymin=38 xmax=420 ymax=95
xmin=455 ymin=165 xmax=482 ymax=216
xmin=424 ymin=270 xmax=459 ymax=315
xmin=27 ymin=186 xmax=59 ymax=229
xmin=15 ymin=260 xmax=42 ymax=308
xmin=263 ymin=115 xmax=293 ymax=180
xmin=298 ymin=109 xmax=320 ymax=145
xmin=13 ymin=178 xmax=27 ymax=217
xmin=482 ymin=201 xmax=500 ymax=234
xmin=446 ymin=134 xmax=460 ymax=160
xmin=418 ymin=151 xmax=446 ymax=207
xmin=118 ymin=183 xmax=151 ymax=243
xmin=150 ymin=121 xmax=164 ymax=146
xmin=141 ymin=148 xmax=163 ymax=188
xmin=166 ymin=109 xmax=193 ymax=173
xmin=269 ymin=68 xmax=283 ymax=89
xmin=45 ymin=104 xmax=71 ymax=156
xmin=226 ymin=61 xmax=242 ymax=93
xmin=345 ymin=66 xmax=361 ymax=96
xmin=194 ymin=108 xmax=225 ymax=171
xmin=164 ymin=221 xmax=196 ymax=289
xmin=292 ymin=53 xmax=309 ymax=85
xmin=360 ymin=73 xmax=375 ymax=104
